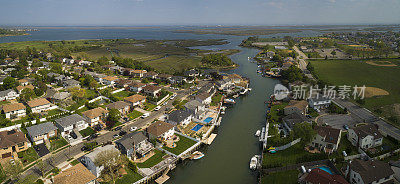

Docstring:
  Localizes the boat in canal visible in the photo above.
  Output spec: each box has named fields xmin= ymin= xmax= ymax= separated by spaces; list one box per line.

xmin=190 ymin=151 xmax=204 ymax=160
xmin=224 ymin=98 xmax=236 ymax=104
xmin=255 ymin=130 xmax=261 ymax=137
xmin=249 ymin=155 xmax=260 ymax=170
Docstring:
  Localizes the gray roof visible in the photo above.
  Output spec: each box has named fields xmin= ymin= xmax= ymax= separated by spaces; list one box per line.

xmin=116 ymin=131 xmax=147 ymax=150
xmin=55 ymin=114 xmax=85 ymax=128
xmin=184 ymin=100 xmax=203 ymax=111
xmin=85 ymin=145 xmax=118 ymax=162
xmin=168 ymin=109 xmax=194 ymax=125
xmin=52 ymin=92 xmax=71 ymax=100
xmin=282 ymin=112 xmax=310 ymax=129
xmin=63 ymin=79 xmax=80 ymax=86
xmin=0 ymin=89 xmax=16 ymax=97
xmin=351 ymin=159 xmax=394 ymax=183
xmin=26 ymin=122 xmax=58 ymax=138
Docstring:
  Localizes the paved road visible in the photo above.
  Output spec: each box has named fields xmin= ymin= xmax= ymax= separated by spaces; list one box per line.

xmin=333 ymin=98 xmax=400 ymax=141
xmin=293 ymin=46 xmax=314 ymax=80
xmin=16 ymin=86 xmax=195 ymax=182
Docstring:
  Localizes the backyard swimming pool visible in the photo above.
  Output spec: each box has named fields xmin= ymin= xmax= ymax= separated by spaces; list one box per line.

xmin=191 ymin=124 xmax=204 ymax=132
xmin=315 ymin=166 xmax=333 ymax=175
xmin=204 ymin=117 xmax=213 ymax=123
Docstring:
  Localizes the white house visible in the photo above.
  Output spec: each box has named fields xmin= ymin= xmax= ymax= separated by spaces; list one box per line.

xmin=309 ymin=126 xmax=342 ymax=154
xmin=124 ymin=94 xmax=146 ymax=107
xmin=127 ymin=81 xmax=146 ymax=93
xmin=81 ymin=107 xmax=108 ymax=127
xmin=0 ymin=89 xmax=19 ymax=101
xmin=1 ymin=103 xmax=26 ymax=119
xmin=81 ymin=145 xmax=119 ymax=177
xmin=142 ymin=85 xmax=162 ymax=97
xmin=308 ymin=97 xmax=331 ymax=110
xmin=27 ymin=98 xmax=53 ymax=113
xmin=346 ymin=159 xmax=394 ymax=184
xmin=347 ymin=124 xmax=383 ymax=150
xmin=146 ymin=121 xmax=175 ymax=140
xmin=101 ymin=76 xmax=119 ymax=86
xmin=55 ymin=114 xmax=88 ymax=137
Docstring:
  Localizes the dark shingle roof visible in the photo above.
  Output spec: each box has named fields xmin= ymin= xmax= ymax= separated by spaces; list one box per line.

xmin=350 ymin=159 xmax=394 ymax=183
xmin=26 ymin=122 xmax=58 ymax=138
xmin=55 ymin=114 xmax=85 ymax=128
xmin=352 ymin=124 xmax=382 ymax=139
xmin=116 ymin=131 xmax=147 ymax=150
xmin=168 ymin=109 xmax=194 ymax=125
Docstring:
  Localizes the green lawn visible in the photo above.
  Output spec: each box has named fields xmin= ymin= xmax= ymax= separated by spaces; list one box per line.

xmin=70 ymin=159 xmax=80 ymax=166
xmin=137 ymin=149 xmax=166 ymax=168
xmin=50 ymin=137 xmax=68 ymax=151
xmin=268 ymin=102 xmax=288 ymax=124
xmin=17 ymin=147 xmax=39 ymax=166
xmin=128 ymin=110 xmax=143 ymax=120
xmin=331 ymin=133 xmax=359 ymax=159
xmin=79 ymin=127 xmax=96 ymax=137
xmin=262 ymin=143 xmax=327 ymax=168
xmin=162 ymin=134 xmax=197 ymax=155
xmin=261 ymin=170 xmax=300 ymax=184
xmin=115 ymin=168 xmax=143 ymax=184
xmin=46 ymin=109 xmax=64 ymax=116
xmin=85 ymin=89 xmax=98 ymax=99
xmin=143 ymin=102 xmax=157 ymax=111
xmin=113 ymin=90 xmax=135 ymax=101
xmin=211 ymin=93 xmax=223 ymax=106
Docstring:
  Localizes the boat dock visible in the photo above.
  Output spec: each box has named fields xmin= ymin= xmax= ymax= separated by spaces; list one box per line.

xmin=204 ymin=133 xmax=217 ymax=145
xmin=259 ymin=121 xmax=269 ymax=149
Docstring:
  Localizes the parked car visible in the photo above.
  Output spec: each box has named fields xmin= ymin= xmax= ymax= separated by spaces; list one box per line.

xmin=119 ymin=131 xmax=127 ymax=136
xmin=94 ymin=124 xmax=102 ymax=132
xmin=113 ymin=134 xmax=120 ymax=139
xmin=343 ymin=124 xmax=349 ymax=130
xmin=141 ymin=113 xmax=150 ymax=119
xmin=70 ymin=131 xmax=78 ymax=139
xmin=170 ymin=96 xmax=175 ymax=100
xmin=114 ymin=126 xmax=122 ymax=131
xmin=163 ymin=102 xmax=168 ymax=106
xmin=154 ymin=106 xmax=161 ymax=111
xmin=130 ymin=126 xmax=138 ymax=132
xmin=66 ymin=135 xmax=73 ymax=140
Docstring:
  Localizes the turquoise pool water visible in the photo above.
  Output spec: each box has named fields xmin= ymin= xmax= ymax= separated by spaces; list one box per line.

xmin=316 ymin=166 xmax=333 ymax=175
xmin=204 ymin=117 xmax=213 ymax=123
xmin=191 ymin=124 xmax=204 ymax=132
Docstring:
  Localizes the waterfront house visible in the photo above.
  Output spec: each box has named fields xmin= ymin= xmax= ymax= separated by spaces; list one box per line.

xmin=308 ymin=97 xmax=331 ymax=111
xmin=1 ymin=103 xmax=26 ymax=119
xmin=26 ymin=122 xmax=58 ymax=144
xmin=52 ymin=163 xmax=97 ymax=184
xmin=309 ymin=126 xmax=342 ymax=154
xmin=131 ymin=70 xmax=147 ymax=78
xmin=127 ymin=81 xmax=146 ymax=93
xmin=27 ymin=98 xmax=53 ymax=113
xmin=216 ymin=78 xmax=234 ymax=91
xmin=16 ymin=84 xmax=34 ymax=93
xmin=347 ymin=124 xmax=383 ymax=150
xmin=167 ymin=109 xmax=194 ymax=127
xmin=299 ymin=168 xmax=349 ymax=184
xmin=55 ymin=114 xmax=88 ymax=137
xmin=81 ymin=107 xmax=108 ymax=127
xmin=124 ymin=94 xmax=146 ymax=107
xmin=115 ymin=131 xmax=153 ymax=160
xmin=0 ymin=89 xmax=19 ymax=101
xmin=105 ymin=101 xmax=130 ymax=115
xmin=142 ymin=85 xmax=162 ymax=97
xmin=284 ymin=100 xmax=308 ymax=115
xmin=146 ymin=121 xmax=175 ymax=141
xmin=195 ymin=89 xmax=216 ymax=105
xmin=184 ymin=100 xmax=206 ymax=119
xmin=0 ymin=129 xmax=30 ymax=160
xmin=345 ymin=159 xmax=394 ymax=184
xmin=81 ymin=144 xmax=119 ymax=177
xmin=281 ymin=112 xmax=311 ymax=136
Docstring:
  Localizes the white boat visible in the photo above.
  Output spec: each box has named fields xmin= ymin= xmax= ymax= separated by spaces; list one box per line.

xmin=224 ymin=98 xmax=235 ymax=104
xmin=249 ymin=155 xmax=260 ymax=170
xmin=190 ymin=151 xmax=204 ymax=160
xmin=255 ymin=130 xmax=261 ymax=137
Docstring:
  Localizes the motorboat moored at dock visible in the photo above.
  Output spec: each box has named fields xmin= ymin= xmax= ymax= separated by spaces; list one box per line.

xmin=249 ymin=155 xmax=260 ymax=170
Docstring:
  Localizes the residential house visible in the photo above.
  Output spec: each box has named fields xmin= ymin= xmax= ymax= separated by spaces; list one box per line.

xmin=27 ymin=98 xmax=52 ymax=113
xmin=62 ymin=58 xmax=75 ymax=65
xmin=115 ymin=79 xmax=133 ymax=88
xmin=127 ymin=81 xmax=146 ymax=93
xmin=81 ymin=144 xmax=119 ymax=177
xmin=195 ymin=91 xmax=214 ymax=105
xmin=55 ymin=114 xmax=88 ymax=137
xmin=26 ymin=122 xmax=58 ymax=144
xmin=115 ymin=131 xmax=153 ymax=160
xmin=309 ymin=126 xmax=342 ymax=154
xmin=50 ymin=92 xmax=71 ymax=103
xmin=157 ymin=74 xmax=172 ymax=81
xmin=0 ymin=89 xmax=19 ymax=101
xmin=345 ymin=159 xmax=394 ymax=184
xmin=347 ymin=124 xmax=383 ymax=150
xmin=300 ymin=168 xmax=349 ymax=184
xmin=105 ymin=101 xmax=130 ymax=115
xmin=284 ymin=100 xmax=308 ymax=115
xmin=101 ymin=76 xmax=119 ymax=86
xmin=142 ymin=85 xmax=162 ymax=97
xmin=81 ymin=107 xmax=108 ymax=127
xmin=132 ymin=70 xmax=147 ymax=78
xmin=63 ymin=79 xmax=81 ymax=89
xmin=390 ymin=160 xmax=400 ymax=182
xmin=167 ymin=109 xmax=194 ymax=127
xmin=144 ymin=71 xmax=158 ymax=79
xmin=52 ymin=163 xmax=97 ymax=184
xmin=0 ymin=76 xmax=7 ymax=85
xmin=16 ymin=84 xmax=34 ymax=93
xmin=0 ymin=129 xmax=30 ymax=159
xmin=84 ymin=71 xmax=106 ymax=82
xmin=308 ymin=97 xmax=331 ymax=111
xmin=281 ymin=112 xmax=311 ymax=136
xmin=124 ymin=94 xmax=146 ymax=107
xmin=184 ymin=69 xmax=199 ymax=77
xmin=169 ymin=76 xmax=186 ymax=84
xmin=146 ymin=121 xmax=175 ymax=141
xmin=18 ymin=79 xmax=29 ymax=86
xmin=216 ymin=78 xmax=234 ymax=91
xmin=1 ymin=103 xmax=26 ymax=119
xmin=184 ymin=100 xmax=206 ymax=119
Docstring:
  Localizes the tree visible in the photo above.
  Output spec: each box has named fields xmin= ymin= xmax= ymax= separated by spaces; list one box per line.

xmin=106 ymin=109 xmax=121 ymax=129
xmin=68 ymin=87 xmax=86 ymax=100
xmin=20 ymin=88 xmax=36 ymax=102
xmin=1 ymin=76 xmax=18 ymax=90
xmin=94 ymin=149 xmax=127 ymax=183
xmin=293 ymin=122 xmax=316 ymax=145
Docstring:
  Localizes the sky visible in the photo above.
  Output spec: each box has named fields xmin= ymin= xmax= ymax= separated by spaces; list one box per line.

xmin=0 ymin=0 xmax=399 ymax=26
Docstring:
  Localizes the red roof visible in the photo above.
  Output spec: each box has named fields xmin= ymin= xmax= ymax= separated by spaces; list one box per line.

xmin=304 ymin=168 xmax=349 ymax=184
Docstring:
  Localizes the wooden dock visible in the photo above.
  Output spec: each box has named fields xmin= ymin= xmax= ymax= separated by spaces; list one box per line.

xmin=204 ymin=133 xmax=217 ymax=145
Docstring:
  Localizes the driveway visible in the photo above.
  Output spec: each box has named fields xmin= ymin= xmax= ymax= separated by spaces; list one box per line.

xmin=34 ymin=143 xmax=50 ymax=157
xmin=317 ymin=114 xmax=358 ymax=130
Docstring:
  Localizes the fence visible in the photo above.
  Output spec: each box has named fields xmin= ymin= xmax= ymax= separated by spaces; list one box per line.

xmin=148 ymin=94 xmax=170 ymax=105
xmin=111 ymin=88 xmax=125 ymax=94
xmin=275 ymin=138 xmax=301 ymax=151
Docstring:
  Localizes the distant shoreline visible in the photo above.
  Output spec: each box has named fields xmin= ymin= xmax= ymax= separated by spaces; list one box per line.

xmin=0 ymin=33 xmax=30 ymax=37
